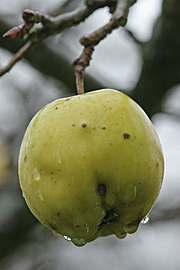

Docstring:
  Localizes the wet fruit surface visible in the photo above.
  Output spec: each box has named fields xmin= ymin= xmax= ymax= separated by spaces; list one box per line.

xmin=18 ymin=89 xmax=164 ymax=246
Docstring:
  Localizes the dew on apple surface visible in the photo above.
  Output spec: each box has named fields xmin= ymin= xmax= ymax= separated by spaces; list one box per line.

xmin=56 ymin=150 xmax=62 ymax=164
xmin=36 ymin=190 xmax=44 ymax=201
xmin=31 ymin=168 xmax=41 ymax=181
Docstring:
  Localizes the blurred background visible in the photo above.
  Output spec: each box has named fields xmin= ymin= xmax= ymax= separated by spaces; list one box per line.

xmin=0 ymin=0 xmax=180 ymax=269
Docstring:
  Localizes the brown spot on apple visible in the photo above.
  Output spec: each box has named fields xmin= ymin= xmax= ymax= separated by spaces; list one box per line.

xmin=97 ymin=184 xmax=106 ymax=196
xmin=123 ymin=133 xmax=131 ymax=140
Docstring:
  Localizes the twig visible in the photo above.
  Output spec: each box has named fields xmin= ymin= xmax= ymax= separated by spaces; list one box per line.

xmin=22 ymin=9 xmax=53 ymax=27
xmin=0 ymin=0 xmax=136 ymax=90
xmin=73 ymin=0 xmax=136 ymax=94
xmin=0 ymin=41 xmax=34 ymax=77
xmin=79 ymin=19 xmax=125 ymax=47
xmin=80 ymin=0 xmax=136 ymax=47
xmin=0 ymin=2 xmax=111 ymax=77
xmin=112 ymin=0 xmax=137 ymax=21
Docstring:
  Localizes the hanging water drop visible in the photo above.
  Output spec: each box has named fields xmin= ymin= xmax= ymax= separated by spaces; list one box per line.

xmin=72 ymin=238 xmax=86 ymax=247
xmin=116 ymin=232 xmax=127 ymax=239
xmin=63 ymin=235 xmax=71 ymax=242
xmin=141 ymin=214 xmax=150 ymax=224
xmin=32 ymin=168 xmax=40 ymax=181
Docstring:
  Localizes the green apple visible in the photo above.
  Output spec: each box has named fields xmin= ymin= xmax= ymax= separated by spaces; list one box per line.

xmin=18 ymin=89 xmax=164 ymax=246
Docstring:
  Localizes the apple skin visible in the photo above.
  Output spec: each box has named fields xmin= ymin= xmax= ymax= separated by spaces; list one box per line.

xmin=18 ymin=89 xmax=164 ymax=246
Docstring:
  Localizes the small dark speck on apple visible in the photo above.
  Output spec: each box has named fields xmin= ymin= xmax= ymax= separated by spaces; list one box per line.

xmin=123 ymin=133 xmax=131 ymax=140
xmin=97 ymin=184 xmax=106 ymax=196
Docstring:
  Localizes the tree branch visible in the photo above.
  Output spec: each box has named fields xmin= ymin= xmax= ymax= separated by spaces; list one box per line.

xmin=0 ymin=41 xmax=34 ymax=77
xmin=0 ymin=0 xmax=136 ymax=95
xmin=0 ymin=1 xmax=114 ymax=78
xmin=112 ymin=0 xmax=136 ymax=20
xmin=0 ymin=18 xmax=103 ymax=93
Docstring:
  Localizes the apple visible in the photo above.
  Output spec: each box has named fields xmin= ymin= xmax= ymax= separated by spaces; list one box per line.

xmin=18 ymin=89 xmax=164 ymax=246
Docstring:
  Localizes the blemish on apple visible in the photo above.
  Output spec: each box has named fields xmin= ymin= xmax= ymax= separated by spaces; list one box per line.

xmin=123 ymin=133 xmax=131 ymax=139
xmin=97 ymin=184 xmax=106 ymax=196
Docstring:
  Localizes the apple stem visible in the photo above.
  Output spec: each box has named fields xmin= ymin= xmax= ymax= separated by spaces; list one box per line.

xmin=73 ymin=46 xmax=94 ymax=95
xmin=75 ymin=69 xmax=85 ymax=95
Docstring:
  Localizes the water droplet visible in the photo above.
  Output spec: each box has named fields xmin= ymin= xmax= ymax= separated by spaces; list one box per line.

xmin=141 ymin=214 xmax=150 ymax=224
xmin=56 ymin=151 xmax=61 ymax=164
xmin=32 ymin=168 xmax=40 ymax=181
xmin=86 ymin=224 xmax=89 ymax=234
xmin=63 ymin=236 xmax=71 ymax=242
xmin=36 ymin=190 xmax=44 ymax=201
xmin=116 ymin=232 xmax=127 ymax=239
xmin=72 ymin=238 xmax=86 ymax=246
